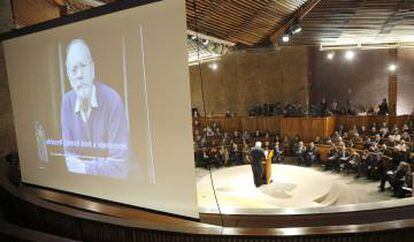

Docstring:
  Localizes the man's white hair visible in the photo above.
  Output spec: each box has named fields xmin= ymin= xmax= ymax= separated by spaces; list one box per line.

xmin=255 ymin=141 xmax=262 ymax=148
xmin=66 ymin=39 xmax=93 ymax=66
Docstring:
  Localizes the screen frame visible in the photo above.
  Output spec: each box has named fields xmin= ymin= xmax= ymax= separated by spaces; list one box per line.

xmin=0 ymin=0 xmax=161 ymax=41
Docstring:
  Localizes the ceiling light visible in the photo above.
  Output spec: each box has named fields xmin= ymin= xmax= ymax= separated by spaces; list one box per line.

xmin=203 ymin=39 xmax=209 ymax=45
xmin=388 ymin=64 xmax=397 ymax=72
xmin=327 ymin=52 xmax=334 ymax=60
xmin=191 ymin=35 xmax=197 ymax=40
xmin=210 ymin=63 xmax=218 ymax=70
xmin=290 ymin=23 xmax=302 ymax=35
xmin=344 ymin=50 xmax=354 ymax=60
xmin=282 ymin=34 xmax=290 ymax=43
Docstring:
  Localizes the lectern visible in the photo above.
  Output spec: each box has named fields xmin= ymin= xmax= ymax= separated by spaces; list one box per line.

xmin=262 ymin=150 xmax=273 ymax=184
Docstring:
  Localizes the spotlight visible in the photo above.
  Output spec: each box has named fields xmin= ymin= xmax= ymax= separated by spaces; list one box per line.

xmin=191 ymin=35 xmax=197 ymax=40
xmin=203 ymin=39 xmax=209 ymax=45
xmin=291 ymin=24 xmax=302 ymax=34
xmin=327 ymin=52 xmax=335 ymax=60
xmin=282 ymin=34 xmax=290 ymax=43
xmin=290 ymin=23 xmax=302 ymax=35
xmin=210 ymin=63 xmax=218 ymax=71
xmin=344 ymin=50 xmax=354 ymax=60
xmin=388 ymin=64 xmax=397 ymax=72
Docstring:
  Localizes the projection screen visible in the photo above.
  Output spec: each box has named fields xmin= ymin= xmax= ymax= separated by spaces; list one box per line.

xmin=3 ymin=0 xmax=198 ymax=218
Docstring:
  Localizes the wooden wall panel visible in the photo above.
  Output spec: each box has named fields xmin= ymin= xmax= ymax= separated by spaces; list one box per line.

xmin=196 ymin=115 xmax=412 ymax=140
xmin=280 ymin=117 xmax=334 ymax=142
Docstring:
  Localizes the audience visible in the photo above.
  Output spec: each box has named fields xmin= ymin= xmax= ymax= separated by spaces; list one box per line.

xmin=192 ymin=107 xmax=414 ymax=199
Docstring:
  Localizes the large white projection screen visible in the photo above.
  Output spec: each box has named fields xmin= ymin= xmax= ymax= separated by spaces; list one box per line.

xmin=3 ymin=0 xmax=198 ymax=218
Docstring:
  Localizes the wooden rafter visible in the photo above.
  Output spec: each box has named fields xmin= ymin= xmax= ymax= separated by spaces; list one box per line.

xmin=269 ymin=0 xmax=323 ymax=44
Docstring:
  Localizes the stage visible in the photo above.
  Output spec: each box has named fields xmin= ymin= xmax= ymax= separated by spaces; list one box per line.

xmin=197 ymin=164 xmax=393 ymax=212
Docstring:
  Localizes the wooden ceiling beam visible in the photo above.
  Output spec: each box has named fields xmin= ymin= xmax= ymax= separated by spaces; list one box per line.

xmin=269 ymin=0 xmax=323 ymax=45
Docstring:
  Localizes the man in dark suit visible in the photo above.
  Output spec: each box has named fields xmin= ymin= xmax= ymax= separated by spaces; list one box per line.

xmin=250 ymin=141 xmax=266 ymax=187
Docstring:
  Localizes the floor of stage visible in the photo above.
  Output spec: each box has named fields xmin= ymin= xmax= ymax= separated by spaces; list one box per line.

xmin=196 ymin=162 xmax=394 ymax=211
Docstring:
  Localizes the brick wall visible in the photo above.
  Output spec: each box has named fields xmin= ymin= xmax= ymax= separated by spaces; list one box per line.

xmin=189 ymin=47 xmax=309 ymax=115
xmin=309 ymin=48 xmax=389 ymax=110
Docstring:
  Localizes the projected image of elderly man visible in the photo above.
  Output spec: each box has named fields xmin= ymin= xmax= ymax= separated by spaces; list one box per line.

xmin=61 ymin=39 xmax=129 ymax=179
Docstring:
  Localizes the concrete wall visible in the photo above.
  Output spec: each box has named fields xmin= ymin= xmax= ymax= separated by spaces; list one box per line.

xmin=189 ymin=47 xmax=309 ymax=115
xmin=0 ymin=1 xmax=16 ymax=152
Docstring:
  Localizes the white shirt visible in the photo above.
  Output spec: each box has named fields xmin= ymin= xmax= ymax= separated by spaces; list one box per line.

xmin=74 ymin=85 xmax=98 ymax=122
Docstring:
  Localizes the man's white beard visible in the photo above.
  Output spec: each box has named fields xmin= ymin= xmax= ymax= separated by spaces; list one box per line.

xmin=76 ymin=86 xmax=91 ymax=101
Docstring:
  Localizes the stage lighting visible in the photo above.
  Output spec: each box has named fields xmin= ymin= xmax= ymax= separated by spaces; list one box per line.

xmin=388 ymin=64 xmax=397 ymax=72
xmin=291 ymin=24 xmax=302 ymax=34
xmin=344 ymin=50 xmax=354 ymax=60
xmin=282 ymin=34 xmax=290 ymax=43
xmin=327 ymin=52 xmax=334 ymax=60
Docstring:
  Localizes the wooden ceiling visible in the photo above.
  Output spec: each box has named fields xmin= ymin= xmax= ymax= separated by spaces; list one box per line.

xmin=31 ymin=0 xmax=414 ymax=47
xmin=290 ymin=0 xmax=414 ymax=47
xmin=186 ymin=0 xmax=308 ymax=46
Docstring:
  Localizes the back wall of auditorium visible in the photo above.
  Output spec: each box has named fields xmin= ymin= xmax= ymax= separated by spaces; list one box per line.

xmin=189 ymin=47 xmax=414 ymax=116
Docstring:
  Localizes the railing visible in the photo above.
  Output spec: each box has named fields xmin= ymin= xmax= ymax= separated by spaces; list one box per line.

xmin=1 ymin=160 xmax=414 ymax=241
xmin=196 ymin=115 xmax=413 ymax=142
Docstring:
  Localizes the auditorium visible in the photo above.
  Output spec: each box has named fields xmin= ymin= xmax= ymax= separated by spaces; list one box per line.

xmin=1 ymin=0 xmax=414 ymax=241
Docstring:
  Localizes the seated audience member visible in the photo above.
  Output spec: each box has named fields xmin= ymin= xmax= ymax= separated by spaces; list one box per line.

xmin=402 ymin=123 xmax=410 ymax=133
xmin=356 ymin=150 xmax=372 ymax=178
xmin=314 ymin=136 xmax=322 ymax=145
xmin=220 ymin=145 xmax=229 ymax=166
xmin=192 ymin=107 xmax=199 ymax=118
xmin=242 ymin=143 xmax=251 ymax=164
xmin=215 ymin=127 xmax=221 ymax=136
xmin=233 ymin=130 xmax=241 ymax=139
xmin=379 ymin=143 xmax=388 ymax=154
xmin=193 ymin=118 xmax=200 ymax=128
xmin=378 ymin=98 xmax=389 ymax=115
xmin=296 ymin=141 xmax=307 ymax=166
xmin=283 ymin=136 xmax=291 ymax=156
xmin=326 ymin=144 xmax=339 ymax=171
xmin=264 ymin=130 xmax=271 ymax=140
xmin=368 ymin=153 xmax=384 ymax=180
xmin=359 ymin=125 xmax=368 ymax=135
xmin=391 ymin=145 xmax=403 ymax=170
xmin=349 ymin=125 xmax=358 ymax=135
xmin=347 ymin=140 xmax=355 ymax=149
xmin=380 ymin=161 xmax=412 ymax=197
xmin=338 ymin=125 xmax=346 ymax=136
xmin=369 ymin=142 xmax=379 ymax=153
xmin=352 ymin=133 xmax=363 ymax=144
xmin=229 ymin=142 xmax=243 ymax=166
xmin=195 ymin=147 xmax=210 ymax=168
xmin=209 ymin=147 xmax=223 ymax=168
xmin=225 ymin=109 xmax=232 ymax=117
xmin=305 ymin=142 xmax=319 ymax=166
xmin=331 ymin=131 xmax=342 ymax=142
xmin=367 ymin=106 xmax=375 ymax=115
xmin=242 ymin=130 xmax=251 ymax=141
xmin=272 ymin=141 xmax=284 ymax=163
xmin=319 ymin=98 xmax=329 ymax=116
xmin=337 ymin=146 xmax=351 ymax=172
xmin=222 ymin=132 xmax=230 ymax=145
xmin=254 ymin=129 xmax=261 ymax=138
xmin=401 ymin=132 xmax=411 ymax=142
xmin=205 ymin=125 xmax=214 ymax=137
xmin=330 ymin=100 xmax=340 ymax=115
xmin=344 ymin=151 xmax=360 ymax=175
